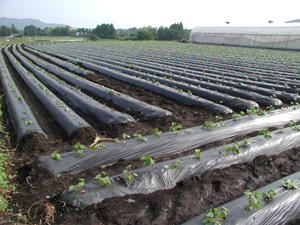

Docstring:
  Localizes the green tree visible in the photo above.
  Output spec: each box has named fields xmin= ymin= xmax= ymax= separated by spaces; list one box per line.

xmin=23 ymin=25 xmax=38 ymax=36
xmin=136 ymin=29 xmax=153 ymax=40
xmin=92 ymin=23 xmax=118 ymax=39
xmin=0 ymin=25 xmax=12 ymax=36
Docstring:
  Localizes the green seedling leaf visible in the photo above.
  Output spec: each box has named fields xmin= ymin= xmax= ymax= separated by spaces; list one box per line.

xmin=192 ymin=149 xmax=202 ymax=159
xmin=281 ymin=179 xmax=299 ymax=190
xmin=50 ymin=150 xmax=62 ymax=160
xmin=95 ymin=172 xmax=111 ymax=187
xmin=140 ymin=155 xmax=155 ymax=167
xmin=262 ymin=189 xmax=279 ymax=200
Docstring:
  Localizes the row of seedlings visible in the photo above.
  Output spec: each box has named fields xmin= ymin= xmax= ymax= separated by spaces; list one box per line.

xmin=60 ymin=119 xmax=300 ymax=208
xmin=19 ymin=45 xmax=172 ymax=118
xmin=25 ymin=44 xmax=233 ymax=114
xmin=37 ymin=106 xmax=300 ymax=176
xmin=11 ymin=45 xmax=135 ymax=126
xmin=0 ymin=46 xmax=45 ymax=142
xmin=29 ymin=43 xmax=298 ymax=103
xmin=4 ymin=46 xmax=91 ymax=136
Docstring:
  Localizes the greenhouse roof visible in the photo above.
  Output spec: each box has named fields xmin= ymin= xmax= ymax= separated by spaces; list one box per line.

xmin=191 ymin=26 xmax=300 ymax=35
xmin=285 ymin=19 xmax=300 ymax=23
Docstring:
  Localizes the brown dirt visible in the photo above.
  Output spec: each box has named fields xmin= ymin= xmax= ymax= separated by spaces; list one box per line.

xmin=0 ymin=46 xmax=299 ymax=224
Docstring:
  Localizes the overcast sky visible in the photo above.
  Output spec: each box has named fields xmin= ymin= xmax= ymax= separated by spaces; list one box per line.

xmin=1 ymin=0 xmax=299 ymax=29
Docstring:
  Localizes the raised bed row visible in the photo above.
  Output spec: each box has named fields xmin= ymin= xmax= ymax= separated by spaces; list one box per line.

xmin=27 ymin=44 xmax=299 ymax=103
xmin=19 ymin=45 xmax=172 ymax=119
xmin=61 ymin=125 xmax=300 ymax=208
xmin=37 ymin=107 xmax=300 ymax=176
xmin=11 ymin=45 xmax=135 ymax=125
xmin=184 ymin=171 xmax=300 ymax=224
xmin=0 ymin=46 xmax=46 ymax=142
xmin=4 ymin=46 xmax=91 ymax=136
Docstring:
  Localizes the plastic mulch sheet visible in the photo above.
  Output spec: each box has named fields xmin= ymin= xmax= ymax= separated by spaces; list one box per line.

xmin=61 ymin=126 xmax=300 ymax=208
xmin=183 ymin=171 xmax=300 ymax=225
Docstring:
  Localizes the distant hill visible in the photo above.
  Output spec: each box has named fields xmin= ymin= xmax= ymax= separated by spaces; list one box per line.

xmin=0 ymin=17 xmax=68 ymax=31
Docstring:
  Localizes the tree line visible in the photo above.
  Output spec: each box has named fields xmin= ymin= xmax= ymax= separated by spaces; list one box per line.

xmin=0 ymin=22 xmax=191 ymax=41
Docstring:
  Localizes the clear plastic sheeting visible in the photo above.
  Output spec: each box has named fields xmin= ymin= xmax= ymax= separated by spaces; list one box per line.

xmin=37 ymin=107 xmax=300 ymax=176
xmin=61 ymin=127 xmax=300 ymax=208
xmin=189 ymin=26 xmax=300 ymax=50
xmin=183 ymin=171 xmax=300 ymax=225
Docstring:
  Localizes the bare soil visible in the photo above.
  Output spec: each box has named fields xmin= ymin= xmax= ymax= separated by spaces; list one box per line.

xmin=1 ymin=46 xmax=299 ymax=224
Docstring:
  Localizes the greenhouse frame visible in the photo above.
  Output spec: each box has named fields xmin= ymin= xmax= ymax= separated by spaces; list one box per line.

xmin=189 ymin=26 xmax=300 ymax=50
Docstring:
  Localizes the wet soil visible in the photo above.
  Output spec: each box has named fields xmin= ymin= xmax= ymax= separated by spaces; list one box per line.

xmin=0 ymin=45 xmax=299 ymax=224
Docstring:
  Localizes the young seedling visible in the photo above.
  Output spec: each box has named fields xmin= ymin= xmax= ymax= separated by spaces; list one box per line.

xmin=74 ymin=142 xmax=86 ymax=155
xmin=122 ymin=165 xmax=138 ymax=181
xmin=153 ymin=128 xmax=162 ymax=137
xmin=95 ymin=172 xmax=111 ymax=187
xmin=244 ymin=189 xmax=262 ymax=211
xmin=288 ymin=120 xmax=300 ymax=132
xmin=203 ymin=207 xmax=228 ymax=225
xmin=266 ymin=105 xmax=275 ymax=113
xmin=69 ymin=178 xmax=85 ymax=192
xmin=192 ymin=149 xmax=202 ymax=159
xmin=202 ymin=121 xmax=218 ymax=130
xmin=164 ymin=159 xmax=183 ymax=172
xmin=121 ymin=133 xmax=130 ymax=144
xmin=169 ymin=122 xmax=182 ymax=134
xmin=24 ymin=120 xmax=33 ymax=126
xmin=281 ymin=178 xmax=299 ymax=190
xmin=140 ymin=155 xmax=155 ymax=168
xmin=133 ymin=133 xmax=147 ymax=142
xmin=50 ymin=150 xmax=62 ymax=160
xmin=258 ymin=130 xmax=272 ymax=139
xmin=232 ymin=113 xmax=241 ymax=121
xmin=262 ymin=189 xmax=279 ymax=200
xmin=241 ymin=140 xmax=250 ymax=147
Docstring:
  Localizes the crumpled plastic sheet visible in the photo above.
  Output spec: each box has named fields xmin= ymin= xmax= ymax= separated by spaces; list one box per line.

xmin=0 ymin=47 xmax=46 ymax=142
xmin=23 ymin=45 xmax=93 ymax=75
xmin=24 ymin=44 xmax=233 ymax=114
xmin=36 ymin=107 xmax=300 ymax=177
xmin=61 ymin=126 xmax=300 ymax=208
xmin=5 ymin=48 xmax=91 ymax=136
xmin=183 ymin=171 xmax=300 ymax=225
xmin=18 ymin=45 xmax=172 ymax=118
xmin=12 ymin=46 xmax=135 ymax=125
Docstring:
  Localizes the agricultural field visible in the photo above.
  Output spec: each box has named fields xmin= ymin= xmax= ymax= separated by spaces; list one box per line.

xmin=1 ymin=40 xmax=300 ymax=224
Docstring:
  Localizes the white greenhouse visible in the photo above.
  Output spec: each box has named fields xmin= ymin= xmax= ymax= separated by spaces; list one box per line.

xmin=189 ymin=26 xmax=300 ymax=50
